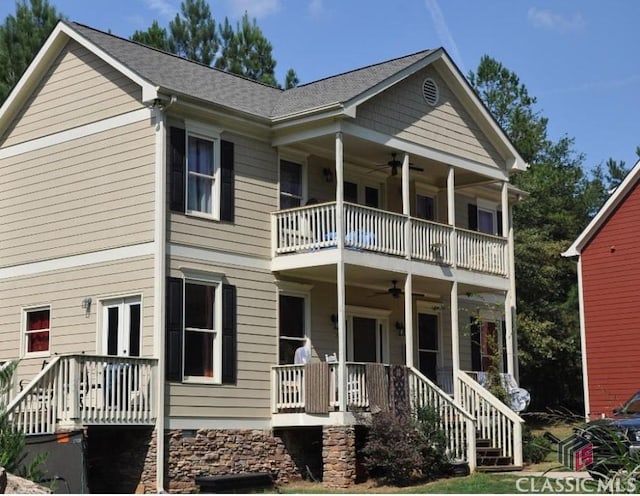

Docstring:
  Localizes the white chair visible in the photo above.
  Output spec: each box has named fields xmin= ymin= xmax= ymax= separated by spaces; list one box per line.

xmin=325 ymin=353 xmax=337 ymax=363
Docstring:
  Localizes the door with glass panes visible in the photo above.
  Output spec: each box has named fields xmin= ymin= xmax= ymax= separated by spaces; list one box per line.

xmin=102 ymin=296 xmax=142 ymax=357
xmin=417 ymin=312 xmax=439 ymax=382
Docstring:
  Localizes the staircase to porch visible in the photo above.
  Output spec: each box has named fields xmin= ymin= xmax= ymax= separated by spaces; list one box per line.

xmin=6 ymin=354 xmax=158 ymax=435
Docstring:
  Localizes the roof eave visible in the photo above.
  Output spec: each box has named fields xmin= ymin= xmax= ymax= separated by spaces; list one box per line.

xmin=0 ymin=21 xmax=159 ymax=138
xmin=562 ymin=158 xmax=640 ymax=258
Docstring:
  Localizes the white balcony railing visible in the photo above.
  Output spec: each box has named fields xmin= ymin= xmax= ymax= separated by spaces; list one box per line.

xmin=272 ymin=203 xmax=508 ymax=276
xmin=6 ymin=354 xmax=157 ymax=435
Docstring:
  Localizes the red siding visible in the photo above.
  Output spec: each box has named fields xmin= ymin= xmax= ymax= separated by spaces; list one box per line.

xmin=582 ymin=180 xmax=640 ymax=419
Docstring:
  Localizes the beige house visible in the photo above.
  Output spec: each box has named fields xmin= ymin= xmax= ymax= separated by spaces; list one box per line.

xmin=0 ymin=21 xmax=528 ymax=492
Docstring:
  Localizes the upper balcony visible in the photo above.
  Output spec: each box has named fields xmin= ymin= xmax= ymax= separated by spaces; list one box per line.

xmin=271 ymin=201 xmax=508 ymax=277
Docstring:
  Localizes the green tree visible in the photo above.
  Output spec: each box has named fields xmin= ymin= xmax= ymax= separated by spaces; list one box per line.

xmin=215 ymin=12 xmax=278 ymax=86
xmin=468 ymin=56 xmax=630 ymax=412
xmin=132 ymin=5 xmax=298 ymax=89
xmin=130 ymin=20 xmax=170 ymax=52
xmin=0 ymin=0 xmax=63 ymax=104
xmin=168 ymin=0 xmax=218 ymax=66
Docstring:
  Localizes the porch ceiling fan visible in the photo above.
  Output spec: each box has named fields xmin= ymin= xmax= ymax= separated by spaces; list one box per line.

xmin=370 ymin=152 xmax=424 ymax=176
xmin=370 ymin=280 xmax=425 ymax=299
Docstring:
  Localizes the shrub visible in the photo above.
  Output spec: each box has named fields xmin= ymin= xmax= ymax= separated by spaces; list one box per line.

xmin=362 ymin=406 xmax=450 ymax=486
xmin=522 ymin=425 xmax=552 ymax=464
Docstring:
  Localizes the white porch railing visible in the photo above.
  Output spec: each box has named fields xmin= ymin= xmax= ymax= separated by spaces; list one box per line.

xmin=409 ymin=368 xmax=476 ymax=468
xmin=271 ymin=363 xmax=476 ymax=467
xmin=455 ymin=370 xmax=524 ymax=466
xmin=6 ymin=355 xmax=157 ymax=435
xmin=271 ymin=203 xmax=508 ymax=276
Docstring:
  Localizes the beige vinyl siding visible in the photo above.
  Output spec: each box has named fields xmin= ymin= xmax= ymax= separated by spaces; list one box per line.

xmin=0 ymin=255 xmax=155 ymax=386
xmin=169 ymin=132 xmax=277 ymax=258
xmin=167 ymin=256 xmax=277 ymax=419
xmin=2 ymin=40 xmax=142 ymax=148
xmin=0 ymin=119 xmax=156 ymax=267
xmin=357 ymin=67 xmax=504 ymax=169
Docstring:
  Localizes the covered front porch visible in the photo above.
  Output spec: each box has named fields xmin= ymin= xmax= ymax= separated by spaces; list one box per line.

xmin=272 ymin=268 xmax=523 ymax=469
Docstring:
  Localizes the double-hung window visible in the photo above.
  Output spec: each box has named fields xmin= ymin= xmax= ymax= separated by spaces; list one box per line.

xmin=186 ymin=124 xmax=220 ymax=219
xmin=24 ymin=306 xmax=50 ymax=356
xmin=279 ymin=160 xmax=304 ymax=209
xmin=184 ymin=279 xmax=222 ymax=382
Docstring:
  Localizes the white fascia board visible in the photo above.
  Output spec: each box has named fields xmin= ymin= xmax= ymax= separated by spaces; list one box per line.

xmin=562 ymin=158 xmax=640 ymax=257
xmin=0 ymin=21 xmax=157 ymax=137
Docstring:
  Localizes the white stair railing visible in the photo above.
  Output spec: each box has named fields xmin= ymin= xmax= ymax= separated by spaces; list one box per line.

xmin=456 ymin=370 xmax=524 ymax=466
xmin=409 ymin=368 xmax=476 ymax=469
xmin=6 ymin=357 xmax=61 ymax=435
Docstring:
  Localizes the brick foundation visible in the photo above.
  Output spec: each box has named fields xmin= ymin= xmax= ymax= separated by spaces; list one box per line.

xmin=165 ymin=429 xmax=302 ymax=493
xmin=322 ymin=426 xmax=356 ymax=489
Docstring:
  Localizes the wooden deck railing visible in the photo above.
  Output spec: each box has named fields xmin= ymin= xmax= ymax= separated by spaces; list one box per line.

xmin=455 ymin=370 xmax=523 ymax=466
xmin=272 ymin=363 xmax=476 ymax=466
xmin=6 ymin=354 xmax=157 ymax=435
xmin=272 ymin=203 xmax=508 ymax=276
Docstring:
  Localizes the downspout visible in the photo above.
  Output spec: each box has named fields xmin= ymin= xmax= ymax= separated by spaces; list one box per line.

xmin=576 ymin=256 xmax=590 ymax=421
xmin=153 ymin=94 xmax=175 ymax=493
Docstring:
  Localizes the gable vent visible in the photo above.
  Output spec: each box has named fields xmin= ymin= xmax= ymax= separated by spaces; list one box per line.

xmin=422 ymin=78 xmax=439 ymax=106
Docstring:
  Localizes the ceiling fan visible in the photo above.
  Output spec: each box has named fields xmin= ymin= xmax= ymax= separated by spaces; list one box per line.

xmin=371 ymin=152 xmax=425 ymax=176
xmin=370 ymin=280 xmax=425 ymax=299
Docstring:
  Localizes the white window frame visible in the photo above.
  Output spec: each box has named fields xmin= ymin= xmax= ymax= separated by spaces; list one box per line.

xmin=278 ymin=153 xmax=308 ymax=209
xmin=98 ymin=295 xmax=143 ymax=357
xmin=477 ymin=198 xmax=498 ymax=235
xmin=276 ymin=281 xmax=312 ymax=364
xmin=182 ymin=271 xmax=223 ymax=384
xmin=22 ymin=305 xmax=51 ymax=358
xmin=185 ymin=121 xmax=221 ymax=220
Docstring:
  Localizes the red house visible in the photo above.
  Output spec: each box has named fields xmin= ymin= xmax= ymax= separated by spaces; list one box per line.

xmin=563 ymin=160 xmax=640 ymax=420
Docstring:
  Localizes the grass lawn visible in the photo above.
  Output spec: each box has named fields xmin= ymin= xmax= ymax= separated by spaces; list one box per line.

xmin=280 ymin=473 xmax=603 ymax=494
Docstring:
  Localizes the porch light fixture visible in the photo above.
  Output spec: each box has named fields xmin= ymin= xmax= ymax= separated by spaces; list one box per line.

xmin=330 ymin=314 xmax=338 ymax=330
xmin=81 ymin=297 xmax=92 ymax=316
xmin=323 ymin=168 xmax=334 ymax=183
xmin=395 ymin=321 xmax=405 ymax=337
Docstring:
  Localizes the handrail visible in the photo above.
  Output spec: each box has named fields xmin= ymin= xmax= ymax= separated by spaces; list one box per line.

xmin=5 ymin=356 xmax=61 ymax=414
xmin=409 ymin=367 xmax=476 ymax=469
xmin=456 ymin=370 xmax=523 ymax=466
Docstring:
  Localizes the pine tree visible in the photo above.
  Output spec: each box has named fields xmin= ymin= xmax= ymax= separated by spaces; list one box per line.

xmin=131 ymin=20 xmax=170 ymax=52
xmin=168 ymin=0 xmax=218 ymax=66
xmin=0 ymin=0 xmax=63 ymax=103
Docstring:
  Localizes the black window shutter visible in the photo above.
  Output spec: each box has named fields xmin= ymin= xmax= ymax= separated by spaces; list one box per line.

xmin=166 ymin=277 xmax=184 ymax=381
xmin=497 ymin=210 xmax=503 ymax=236
xmin=220 ymin=140 xmax=235 ymax=222
xmin=468 ymin=204 xmax=478 ymax=231
xmin=470 ymin=318 xmax=481 ymax=372
xmin=501 ymin=320 xmax=508 ymax=373
xmin=221 ymin=284 xmax=237 ymax=384
xmin=169 ymin=127 xmax=186 ymax=212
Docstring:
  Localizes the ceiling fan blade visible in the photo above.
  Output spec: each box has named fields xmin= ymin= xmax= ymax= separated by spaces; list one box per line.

xmin=409 ymin=165 xmax=424 ymax=172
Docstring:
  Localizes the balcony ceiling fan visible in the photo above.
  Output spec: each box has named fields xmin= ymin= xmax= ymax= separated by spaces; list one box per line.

xmin=370 ymin=152 xmax=425 ymax=176
xmin=370 ymin=280 xmax=425 ymax=299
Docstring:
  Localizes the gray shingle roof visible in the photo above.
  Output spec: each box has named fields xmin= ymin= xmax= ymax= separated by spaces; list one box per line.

xmin=68 ymin=21 xmax=435 ymax=120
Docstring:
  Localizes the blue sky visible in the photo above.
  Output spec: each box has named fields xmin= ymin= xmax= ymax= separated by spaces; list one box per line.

xmin=2 ymin=0 xmax=638 ymax=171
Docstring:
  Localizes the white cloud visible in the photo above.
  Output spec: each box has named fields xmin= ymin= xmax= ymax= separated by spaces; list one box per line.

xmin=226 ymin=0 xmax=281 ymax=18
xmin=309 ymin=0 xmax=323 ymax=17
xmin=145 ymin=0 xmax=178 ymax=19
xmin=527 ymin=7 xmax=586 ymax=33
xmin=424 ymin=0 xmax=465 ymax=73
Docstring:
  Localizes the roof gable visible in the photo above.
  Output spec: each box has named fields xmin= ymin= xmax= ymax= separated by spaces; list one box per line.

xmin=563 ymin=158 xmax=640 ymax=257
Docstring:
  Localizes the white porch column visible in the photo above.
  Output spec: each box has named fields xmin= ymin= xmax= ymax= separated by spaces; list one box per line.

xmin=335 ymin=131 xmax=347 ymax=412
xmin=501 ymin=181 xmax=515 ymax=377
xmin=404 ymin=274 xmax=414 ymax=368
xmin=447 ymin=166 xmax=456 ymax=267
xmin=450 ymin=281 xmax=460 ymax=399
xmin=402 ymin=152 xmax=411 ymax=260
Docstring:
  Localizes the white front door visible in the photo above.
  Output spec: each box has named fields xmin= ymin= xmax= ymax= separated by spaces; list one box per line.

xmin=102 ymin=296 xmax=142 ymax=357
